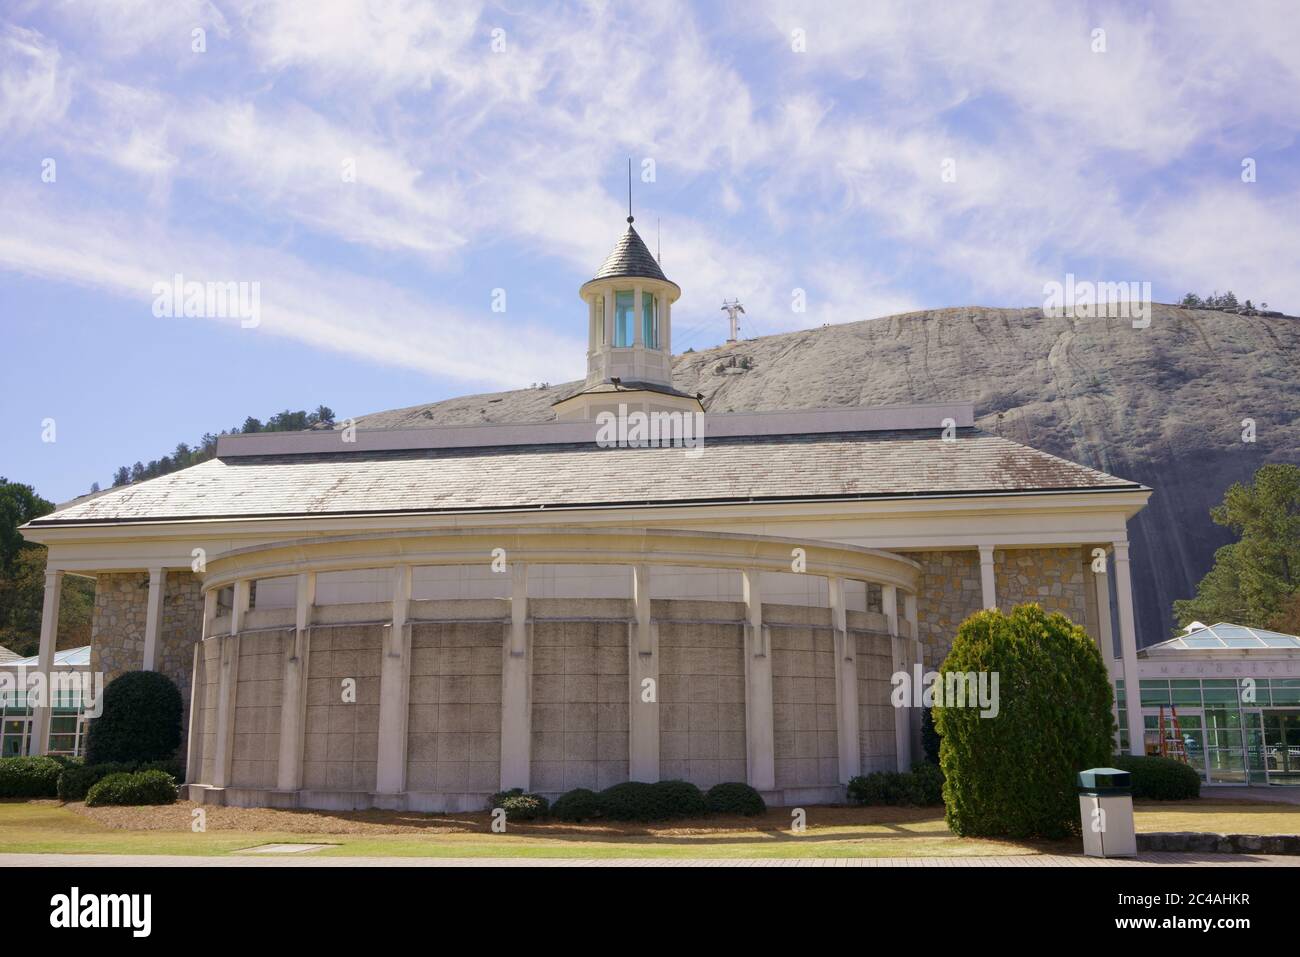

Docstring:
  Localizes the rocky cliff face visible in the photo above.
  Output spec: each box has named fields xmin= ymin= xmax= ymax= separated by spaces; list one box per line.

xmin=357 ymin=305 xmax=1300 ymax=645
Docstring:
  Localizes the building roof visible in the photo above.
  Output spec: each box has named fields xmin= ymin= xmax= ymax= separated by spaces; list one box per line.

xmin=0 ymin=644 xmax=21 ymax=663
xmin=591 ymin=223 xmax=670 ymax=284
xmin=1140 ymin=623 xmax=1300 ymax=655
xmin=0 ymin=646 xmax=91 ymax=668
xmin=28 ymin=426 xmax=1141 ymax=526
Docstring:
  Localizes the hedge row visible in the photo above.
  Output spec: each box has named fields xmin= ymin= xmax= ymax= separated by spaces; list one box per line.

xmin=489 ymin=781 xmax=767 ymax=823
xmin=1110 ymin=755 xmax=1202 ymax=800
xmin=0 ymin=756 xmax=184 ymax=804
xmin=846 ymin=763 xmax=945 ymax=807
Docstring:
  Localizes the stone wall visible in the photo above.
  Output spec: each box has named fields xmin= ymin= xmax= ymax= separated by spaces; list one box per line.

xmin=406 ymin=621 xmax=502 ymax=794
xmin=160 ymin=572 xmax=204 ymax=726
xmin=90 ymin=570 xmax=205 ymax=746
xmin=913 ymin=551 xmax=983 ymax=668
xmin=230 ymin=630 xmax=285 ymax=789
xmin=855 ymin=630 xmax=897 ymax=773
xmin=302 ymin=624 xmax=381 ymax=792
xmin=658 ymin=617 xmax=747 ymax=788
xmin=913 ymin=548 xmax=1091 ymax=668
xmin=994 ymin=547 xmax=1088 ymax=623
xmin=90 ymin=572 xmax=147 ymax=685
xmin=769 ymin=611 xmax=840 ymax=790
xmin=530 ymin=619 xmax=628 ymax=793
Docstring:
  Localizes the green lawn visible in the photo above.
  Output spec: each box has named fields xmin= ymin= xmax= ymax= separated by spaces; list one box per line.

xmin=1 ymin=799 xmax=1291 ymax=860
xmin=0 ymin=801 xmax=1042 ymax=859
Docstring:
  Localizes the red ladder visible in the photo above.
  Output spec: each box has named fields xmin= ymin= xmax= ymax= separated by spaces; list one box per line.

xmin=1158 ymin=705 xmax=1188 ymax=763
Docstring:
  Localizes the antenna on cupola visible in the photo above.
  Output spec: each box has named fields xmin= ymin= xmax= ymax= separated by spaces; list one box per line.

xmin=627 ymin=157 xmax=634 ymax=224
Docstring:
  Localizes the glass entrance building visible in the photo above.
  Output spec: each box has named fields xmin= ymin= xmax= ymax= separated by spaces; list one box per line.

xmin=0 ymin=646 xmax=93 ymax=758
xmin=1116 ymin=624 xmax=1300 ymax=786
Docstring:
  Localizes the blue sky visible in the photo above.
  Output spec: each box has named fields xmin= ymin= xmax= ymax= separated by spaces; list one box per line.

xmin=2 ymin=0 xmax=1298 ymax=503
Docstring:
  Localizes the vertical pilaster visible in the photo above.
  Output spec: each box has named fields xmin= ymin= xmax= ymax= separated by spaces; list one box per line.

xmin=499 ymin=563 xmax=532 ymax=790
xmin=30 ymin=569 xmax=63 ymax=756
xmin=1113 ymin=542 xmax=1146 ymax=754
xmin=978 ymin=544 xmax=997 ymax=610
xmin=742 ymin=569 xmax=775 ymax=791
xmin=277 ymin=571 xmax=315 ymax=792
xmin=883 ymin=584 xmax=911 ymax=771
xmin=628 ymin=564 xmax=659 ymax=781
xmin=375 ymin=565 xmax=412 ymax=794
xmin=904 ymin=591 xmax=923 ymax=763
xmin=211 ymin=625 xmax=241 ymax=789
xmin=185 ymin=641 xmax=202 ymax=784
xmin=142 ymin=566 xmax=166 ymax=671
xmin=828 ymin=578 xmax=860 ymax=783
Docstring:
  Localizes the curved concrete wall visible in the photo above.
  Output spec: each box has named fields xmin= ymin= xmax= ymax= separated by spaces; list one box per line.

xmin=188 ymin=598 xmax=907 ymax=810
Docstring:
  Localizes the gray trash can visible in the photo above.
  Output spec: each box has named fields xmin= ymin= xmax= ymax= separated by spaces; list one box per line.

xmin=1078 ymin=767 xmax=1136 ymax=858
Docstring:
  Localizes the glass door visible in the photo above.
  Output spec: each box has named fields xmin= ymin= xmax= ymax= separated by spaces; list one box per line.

xmin=1 ymin=718 xmax=29 ymax=757
xmin=1262 ymin=710 xmax=1300 ymax=785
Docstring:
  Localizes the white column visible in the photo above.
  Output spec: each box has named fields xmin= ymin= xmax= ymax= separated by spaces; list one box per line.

xmin=828 ymin=578 xmax=860 ymax=783
xmin=277 ymin=572 xmax=315 ymax=791
xmin=603 ymin=290 xmax=614 ymax=348
xmin=376 ymin=565 xmax=412 ymax=794
xmin=201 ymin=589 xmax=217 ymax=639
xmin=663 ymin=298 xmax=672 ymax=356
xmin=499 ymin=563 xmax=532 ymax=790
xmin=142 ymin=566 xmax=166 ymax=671
xmin=742 ymin=569 xmax=775 ymax=791
xmin=628 ymin=564 xmax=659 ymax=781
xmin=30 ymin=569 xmax=63 ymax=755
xmin=633 ymin=284 xmax=644 ymax=346
xmin=883 ymin=584 xmax=911 ymax=770
xmin=1113 ymin=541 xmax=1146 ymax=754
xmin=978 ymin=544 xmax=997 ymax=610
xmin=211 ymin=583 xmax=245 ymax=789
xmin=184 ymin=641 xmax=203 ymax=785
xmin=904 ymin=591 xmax=923 ymax=762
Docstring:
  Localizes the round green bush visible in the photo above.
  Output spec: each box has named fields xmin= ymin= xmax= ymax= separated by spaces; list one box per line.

xmin=0 ymin=756 xmax=64 ymax=797
xmin=84 ymin=769 xmax=177 ymax=807
xmin=57 ymin=760 xmax=185 ymax=802
xmin=84 ymin=670 xmax=184 ymax=765
xmin=487 ymin=787 xmax=549 ymax=821
xmin=596 ymin=781 xmax=658 ymax=821
xmin=650 ymin=779 xmax=706 ymax=818
xmin=846 ymin=765 xmax=944 ymax=806
xmin=935 ymin=604 xmax=1115 ymax=840
xmin=551 ymin=787 xmax=602 ymax=822
xmin=1111 ymin=755 xmax=1202 ymax=800
xmin=704 ymin=782 xmax=766 ymax=816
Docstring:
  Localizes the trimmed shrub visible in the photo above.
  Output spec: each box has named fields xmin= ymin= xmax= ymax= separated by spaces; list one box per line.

xmin=651 ymin=779 xmax=706 ymax=818
xmin=935 ymin=604 xmax=1115 ymax=840
xmin=846 ymin=764 xmax=944 ymax=806
xmin=57 ymin=760 xmax=185 ymax=802
xmin=84 ymin=670 xmax=184 ymax=765
xmin=704 ymin=782 xmax=766 ymax=816
xmin=551 ymin=787 xmax=602 ymax=822
xmin=84 ymin=769 xmax=177 ymax=807
xmin=597 ymin=780 xmax=707 ymax=821
xmin=595 ymin=781 xmax=657 ymax=821
xmin=1111 ymin=755 xmax=1202 ymax=800
xmin=921 ymin=707 xmax=941 ymax=765
xmin=0 ymin=756 xmax=64 ymax=797
xmin=487 ymin=788 xmax=549 ymax=821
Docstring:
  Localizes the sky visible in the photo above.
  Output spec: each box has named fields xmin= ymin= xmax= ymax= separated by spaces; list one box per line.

xmin=2 ymin=0 xmax=1298 ymax=504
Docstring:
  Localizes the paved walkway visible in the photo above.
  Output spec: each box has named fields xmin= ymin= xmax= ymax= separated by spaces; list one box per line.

xmin=1202 ymin=785 xmax=1300 ymax=804
xmin=3 ymin=852 xmax=1296 ymax=867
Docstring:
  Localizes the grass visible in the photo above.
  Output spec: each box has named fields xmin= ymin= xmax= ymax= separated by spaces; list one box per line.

xmin=0 ymin=798 xmax=1292 ymax=860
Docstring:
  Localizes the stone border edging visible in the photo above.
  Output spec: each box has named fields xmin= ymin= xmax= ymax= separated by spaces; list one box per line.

xmin=1138 ymin=832 xmax=1300 ymax=855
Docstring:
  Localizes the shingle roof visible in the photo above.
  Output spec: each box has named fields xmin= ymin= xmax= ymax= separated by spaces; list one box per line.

xmin=591 ymin=223 xmax=670 ymax=284
xmin=31 ymin=429 xmax=1140 ymax=525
